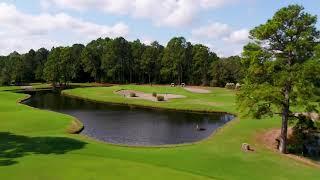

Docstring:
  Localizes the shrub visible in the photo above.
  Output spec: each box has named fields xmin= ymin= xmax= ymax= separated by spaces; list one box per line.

xmin=129 ymin=92 xmax=136 ymax=97
xmin=288 ymin=116 xmax=320 ymax=156
xmin=152 ymin=92 xmax=157 ymax=97
xmin=157 ymin=95 xmax=165 ymax=101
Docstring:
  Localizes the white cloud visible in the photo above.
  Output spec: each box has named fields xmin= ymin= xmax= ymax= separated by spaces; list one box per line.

xmin=200 ymin=0 xmax=237 ymax=8
xmin=191 ymin=22 xmax=231 ymax=39
xmin=223 ymin=29 xmax=249 ymax=43
xmin=0 ymin=3 xmax=129 ymax=55
xmin=140 ymin=36 xmax=154 ymax=45
xmin=191 ymin=23 xmax=249 ymax=44
xmin=40 ymin=0 xmax=50 ymax=11
xmin=191 ymin=23 xmax=249 ymax=57
xmin=42 ymin=0 xmax=236 ymax=27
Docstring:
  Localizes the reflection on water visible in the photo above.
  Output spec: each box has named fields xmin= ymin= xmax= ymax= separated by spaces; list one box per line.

xmin=22 ymin=90 xmax=234 ymax=146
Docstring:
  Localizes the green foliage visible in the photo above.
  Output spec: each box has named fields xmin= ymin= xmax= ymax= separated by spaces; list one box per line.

xmin=43 ymin=45 xmax=85 ymax=87
xmin=211 ymin=56 xmax=242 ymax=87
xmin=0 ymin=56 xmax=12 ymax=85
xmin=34 ymin=48 xmax=49 ymax=81
xmin=43 ymin=47 xmax=62 ymax=86
xmin=191 ymin=44 xmax=217 ymax=85
xmin=130 ymin=39 xmax=146 ymax=82
xmin=101 ymin=37 xmax=130 ymax=83
xmin=238 ymin=4 xmax=320 ymax=153
xmin=288 ymin=116 xmax=318 ymax=156
xmin=141 ymin=41 xmax=163 ymax=84
xmin=81 ymin=38 xmax=106 ymax=82
xmin=152 ymin=92 xmax=157 ymax=97
xmin=1 ymin=36 xmax=241 ymax=87
xmin=161 ymin=37 xmax=192 ymax=84
xmin=239 ymin=4 xmax=320 ymax=118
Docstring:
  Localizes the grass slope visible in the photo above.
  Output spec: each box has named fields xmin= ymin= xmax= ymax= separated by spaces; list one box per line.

xmin=0 ymin=85 xmax=319 ymax=180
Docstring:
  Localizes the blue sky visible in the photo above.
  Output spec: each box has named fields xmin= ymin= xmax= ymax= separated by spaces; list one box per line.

xmin=0 ymin=0 xmax=319 ymax=56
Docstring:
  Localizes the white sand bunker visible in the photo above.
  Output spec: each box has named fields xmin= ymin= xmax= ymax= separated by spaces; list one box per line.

xmin=184 ymin=87 xmax=211 ymax=93
xmin=116 ymin=90 xmax=185 ymax=102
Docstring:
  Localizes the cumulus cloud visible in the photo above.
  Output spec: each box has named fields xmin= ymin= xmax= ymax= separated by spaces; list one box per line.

xmin=191 ymin=23 xmax=249 ymax=57
xmin=191 ymin=22 xmax=231 ymax=39
xmin=42 ymin=0 xmax=235 ymax=27
xmin=223 ymin=29 xmax=249 ymax=43
xmin=191 ymin=22 xmax=249 ymax=44
xmin=200 ymin=0 xmax=237 ymax=8
xmin=0 ymin=3 xmax=129 ymax=55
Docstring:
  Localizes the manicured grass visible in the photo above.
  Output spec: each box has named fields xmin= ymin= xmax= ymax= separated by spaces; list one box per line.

xmin=0 ymin=85 xmax=319 ymax=179
xmin=63 ymin=85 xmax=237 ymax=113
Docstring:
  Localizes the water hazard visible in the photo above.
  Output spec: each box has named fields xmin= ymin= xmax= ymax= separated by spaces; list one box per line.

xmin=22 ymin=90 xmax=234 ymax=146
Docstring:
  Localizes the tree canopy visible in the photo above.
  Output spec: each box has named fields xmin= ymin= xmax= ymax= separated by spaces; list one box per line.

xmin=238 ymin=5 xmax=320 ymax=153
xmin=0 ymin=36 xmax=242 ymax=87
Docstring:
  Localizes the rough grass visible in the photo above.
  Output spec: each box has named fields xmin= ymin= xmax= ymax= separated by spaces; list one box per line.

xmin=0 ymin=84 xmax=319 ymax=179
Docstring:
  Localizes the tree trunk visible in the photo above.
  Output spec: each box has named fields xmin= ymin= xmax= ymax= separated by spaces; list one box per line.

xmin=279 ymin=85 xmax=290 ymax=154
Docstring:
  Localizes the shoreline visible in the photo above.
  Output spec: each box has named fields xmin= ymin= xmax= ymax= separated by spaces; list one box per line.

xmin=61 ymin=89 xmax=238 ymax=148
xmin=72 ymin=117 xmax=240 ymax=149
xmin=20 ymin=88 xmax=237 ymax=148
xmin=15 ymin=87 xmax=320 ymax=167
xmin=17 ymin=92 xmax=84 ymax=134
xmin=62 ymin=90 xmax=236 ymax=116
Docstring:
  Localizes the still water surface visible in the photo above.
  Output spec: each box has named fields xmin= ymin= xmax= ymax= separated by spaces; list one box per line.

xmin=22 ymin=90 xmax=234 ymax=146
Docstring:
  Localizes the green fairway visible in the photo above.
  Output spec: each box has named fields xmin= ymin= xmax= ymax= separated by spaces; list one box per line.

xmin=0 ymin=85 xmax=319 ymax=180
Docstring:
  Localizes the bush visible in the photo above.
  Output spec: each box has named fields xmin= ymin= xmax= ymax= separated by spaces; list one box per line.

xmin=288 ymin=116 xmax=320 ymax=156
xmin=129 ymin=92 xmax=136 ymax=97
xmin=152 ymin=92 xmax=157 ymax=97
xmin=157 ymin=95 xmax=165 ymax=101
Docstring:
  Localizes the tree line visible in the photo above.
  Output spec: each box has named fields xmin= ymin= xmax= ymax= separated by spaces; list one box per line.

xmin=0 ymin=37 xmax=242 ymax=87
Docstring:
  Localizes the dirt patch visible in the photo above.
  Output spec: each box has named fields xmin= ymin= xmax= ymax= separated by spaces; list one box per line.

xmin=184 ymin=86 xmax=211 ymax=93
xmin=257 ymin=128 xmax=320 ymax=168
xmin=257 ymin=129 xmax=290 ymax=150
xmin=115 ymin=90 xmax=185 ymax=102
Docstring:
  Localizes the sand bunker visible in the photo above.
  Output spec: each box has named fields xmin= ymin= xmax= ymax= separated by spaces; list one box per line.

xmin=184 ymin=87 xmax=211 ymax=93
xmin=116 ymin=90 xmax=185 ymax=102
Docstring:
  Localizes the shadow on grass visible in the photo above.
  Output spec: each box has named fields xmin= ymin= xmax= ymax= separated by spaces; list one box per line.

xmin=0 ymin=132 xmax=87 ymax=166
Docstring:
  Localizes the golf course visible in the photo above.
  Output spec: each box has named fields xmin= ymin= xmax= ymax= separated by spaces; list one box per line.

xmin=0 ymin=84 xmax=319 ymax=180
xmin=1 ymin=2 xmax=320 ymax=179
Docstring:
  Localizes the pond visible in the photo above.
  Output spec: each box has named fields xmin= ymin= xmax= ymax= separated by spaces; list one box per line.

xmin=21 ymin=90 xmax=234 ymax=146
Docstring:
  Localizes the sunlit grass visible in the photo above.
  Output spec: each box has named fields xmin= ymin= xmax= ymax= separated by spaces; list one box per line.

xmin=0 ymin=85 xmax=319 ymax=179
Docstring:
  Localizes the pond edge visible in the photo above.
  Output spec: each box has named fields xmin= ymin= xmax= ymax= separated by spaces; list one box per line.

xmin=17 ymin=93 xmax=84 ymax=134
xmin=60 ymin=89 xmax=237 ymax=148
